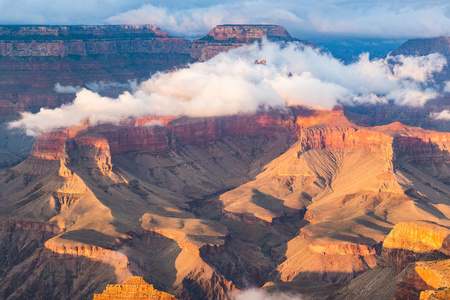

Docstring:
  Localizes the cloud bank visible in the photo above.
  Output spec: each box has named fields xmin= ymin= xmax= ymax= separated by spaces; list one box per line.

xmin=9 ymin=40 xmax=446 ymax=136
xmin=105 ymin=1 xmax=450 ymax=39
xmin=0 ymin=1 xmax=449 ymax=39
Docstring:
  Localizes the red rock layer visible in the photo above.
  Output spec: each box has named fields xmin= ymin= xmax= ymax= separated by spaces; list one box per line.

xmin=30 ymin=114 xmax=294 ymax=159
xmin=298 ymin=108 xmax=450 ymax=167
xmin=29 ymin=109 xmax=450 ymax=171
xmin=30 ymin=124 xmax=87 ymax=160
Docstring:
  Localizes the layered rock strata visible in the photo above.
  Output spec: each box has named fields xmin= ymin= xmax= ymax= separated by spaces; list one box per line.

xmin=93 ymin=276 xmax=177 ymax=300
xmin=0 ymin=25 xmax=192 ymax=114
xmin=333 ymin=221 xmax=450 ymax=300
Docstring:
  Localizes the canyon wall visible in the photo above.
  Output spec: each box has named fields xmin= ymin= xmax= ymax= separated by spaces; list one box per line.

xmin=0 ymin=25 xmax=192 ymax=114
xmin=30 ymin=114 xmax=295 ymax=160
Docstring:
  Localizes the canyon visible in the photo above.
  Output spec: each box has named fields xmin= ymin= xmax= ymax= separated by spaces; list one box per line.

xmin=1 ymin=106 xmax=450 ymax=299
xmin=0 ymin=24 xmax=450 ymax=300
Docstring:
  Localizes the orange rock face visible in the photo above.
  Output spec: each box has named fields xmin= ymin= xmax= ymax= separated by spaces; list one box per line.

xmin=377 ymin=222 xmax=450 ymax=299
xmin=93 ymin=276 xmax=177 ymax=300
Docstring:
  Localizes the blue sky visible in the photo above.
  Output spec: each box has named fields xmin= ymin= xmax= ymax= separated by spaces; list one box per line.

xmin=0 ymin=0 xmax=450 ymax=39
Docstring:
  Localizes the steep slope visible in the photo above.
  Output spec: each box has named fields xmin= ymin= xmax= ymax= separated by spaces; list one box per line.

xmin=0 ymin=113 xmax=296 ymax=299
xmin=0 ymin=25 xmax=193 ymax=168
xmin=1 ymin=107 xmax=450 ymax=299
xmin=218 ymin=108 xmax=450 ymax=286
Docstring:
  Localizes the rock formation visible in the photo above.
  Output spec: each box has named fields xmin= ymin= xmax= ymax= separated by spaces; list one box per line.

xmin=1 ymin=106 xmax=450 ymax=299
xmin=332 ymin=221 xmax=450 ymax=300
xmin=2 ymin=25 xmax=450 ymax=300
xmin=93 ymin=276 xmax=177 ymax=300
xmin=191 ymin=24 xmax=315 ymax=61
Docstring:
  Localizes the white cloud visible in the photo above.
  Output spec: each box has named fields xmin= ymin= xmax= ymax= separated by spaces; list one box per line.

xmin=85 ymin=80 xmax=138 ymax=93
xmin=54 ymin=83 xmax=82 ymax=94
xmin=9 ymin=40 xmax=446 ymax=136
xmin=431 ymin=110 xmax=450 ymax=120
xmin=0 ymin=1 xmax=448 ymax=39
xmin=105 ymin=3 xmax=304 ymax=37
xmin=105 ymin=1 xmax=450 ymax=39
xmin=236 ymin=288 xmax=304 ymax=300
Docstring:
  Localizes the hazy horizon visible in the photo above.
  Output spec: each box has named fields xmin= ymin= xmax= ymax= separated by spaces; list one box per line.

xmin=0 ymin=0 xmax=449 ymax=40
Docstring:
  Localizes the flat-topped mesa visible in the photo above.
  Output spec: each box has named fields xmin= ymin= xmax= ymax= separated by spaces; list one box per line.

xmin=0 ymin=25 xmax=191 ymax=56
xmin=191 ymin=24 xmax=314 ymax=61
xmin=94 ymin=276 xmax=178 ymax=300
xmin=200 ymin=24 xmax=292 ymax=42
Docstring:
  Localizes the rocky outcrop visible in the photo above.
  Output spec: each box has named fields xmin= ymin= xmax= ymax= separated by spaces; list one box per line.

xmin=299 ymin=228 xmax=376 ymax=256
xmin=191 ymin=24 xmax=314 ymax=61
xmin=381 ymin=221 xmax=450 ymax=270
xmin=335 ymin=222 xmax=450 ymax=299
xmin=394 ymin=259 xmax=450 ymax=300
xmin=299 ymin=109 xmax=395 ymax=162
xmin=45 ymin=241 xmax=130 ymax=270
xmin=93 ymin=276 xmax=177 ymax=300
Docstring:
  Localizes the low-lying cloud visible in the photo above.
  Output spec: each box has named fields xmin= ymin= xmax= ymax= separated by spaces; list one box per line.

xmin=431 ymin=110 xmax=450 ymax=120
xmin=85 ymin=80 xmax=138 ymax=93
xmin=236 ymin=288 xmax=304 ymax=300
xmin=55 ymin=80 xmax=138 ymax=94
xmin=9 ymin=40 xmax=446 ymax=136
xmin=54 ymin=83 xmax=82 ymax=94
